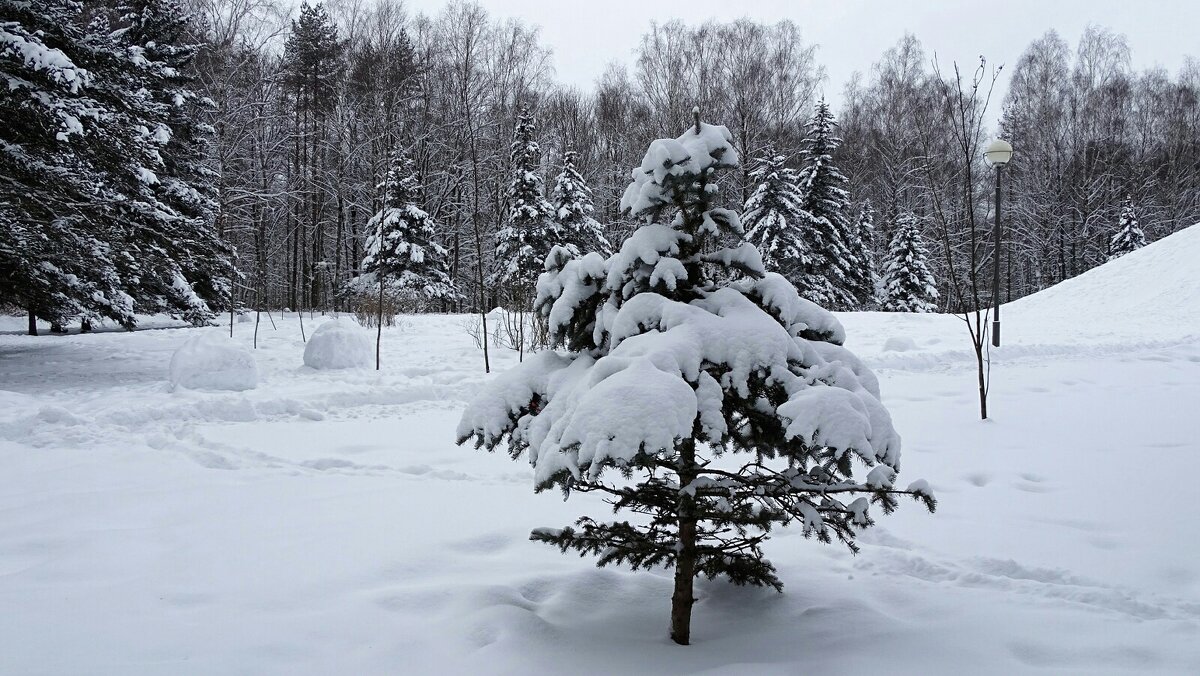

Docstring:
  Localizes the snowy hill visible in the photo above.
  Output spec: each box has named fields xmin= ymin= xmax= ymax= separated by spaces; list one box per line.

xmin=1007 ymin=223 xmax=1200 ymax=345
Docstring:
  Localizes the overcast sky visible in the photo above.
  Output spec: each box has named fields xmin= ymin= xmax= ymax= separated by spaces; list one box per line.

xmin=404 ymin=0 xmax=1199 ymax=121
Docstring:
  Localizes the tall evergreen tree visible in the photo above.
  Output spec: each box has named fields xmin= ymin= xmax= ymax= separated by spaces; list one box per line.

xmin=743 ymin=150 xmax=809 ymax=276
xmin=0 ymin=0 xmax=130 ymax=330
xmin=1108 ymin=196 xmax=1148 ymax=260
xmin=493 ymin=108 xmax=559 ymax=300
xmin=855 ymin=200 xmax=881 ymax=305
xmin=882 ymin=211 xmax=939 ymax=313
xmin=110 ymin=0 xmax=237 ymax=323
xmin=795 ymin=99 xmax=871 ymax=310
xmin=0 ymin=0 xmax=234 ymax=330
xmin=551 ymin=150 xmax=611 ymax=256
xmin=460 ymin=114 xmax=933 ymax=646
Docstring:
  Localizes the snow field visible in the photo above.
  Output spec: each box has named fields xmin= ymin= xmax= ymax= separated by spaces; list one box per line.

xmin=1 ymin=228 xmax=1199 ymax=674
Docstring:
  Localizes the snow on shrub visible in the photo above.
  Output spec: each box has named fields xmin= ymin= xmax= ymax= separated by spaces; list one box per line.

xmin=169 ymin=333 xmax=258 ymax=391
xmin=303 ymin=319 xmax=373 ymax=370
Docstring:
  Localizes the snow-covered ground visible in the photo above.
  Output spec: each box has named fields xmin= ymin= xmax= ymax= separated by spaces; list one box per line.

xmin=2 ymin=227 xmax=1199 ymax=674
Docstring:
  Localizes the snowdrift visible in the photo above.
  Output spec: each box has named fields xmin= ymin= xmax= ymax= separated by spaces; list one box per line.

xmin=169 ymin=333 xmax=258 ymax=391
xmin=303 ymin=318 xmax=374 ymax=369
xmin=1006 ymin=223 xmax=1200 ymax=344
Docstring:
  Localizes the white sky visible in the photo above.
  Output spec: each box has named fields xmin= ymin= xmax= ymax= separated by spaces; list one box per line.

xmin=405 ymin=0 xmax=1199 ymax=120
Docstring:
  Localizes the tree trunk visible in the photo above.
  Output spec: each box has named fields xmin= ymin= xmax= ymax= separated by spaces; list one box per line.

xmin=975 ymin=343 xmax=988 ymax=420
xmin=671 ymin=439 xmax=698 ymax=645
xmin=27 ymin=307 xmax=37 ymax=336
xmin=376 ymin=279 xmax=384 ymax=371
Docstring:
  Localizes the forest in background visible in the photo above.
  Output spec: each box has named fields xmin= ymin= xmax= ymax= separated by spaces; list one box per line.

xmin=4 ymin=0 xmax=1198 ymax=325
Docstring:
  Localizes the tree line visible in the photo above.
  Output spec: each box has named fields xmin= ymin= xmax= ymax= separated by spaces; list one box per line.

xmin=3 ymin=0 xmax=1197 ymax=332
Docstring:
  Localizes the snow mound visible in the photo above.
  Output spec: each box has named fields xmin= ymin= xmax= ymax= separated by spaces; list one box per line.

xmin=883 ymin=336 xmax=918 ymax=352
xmin=303 ymin=319 xmax=374 ymax=370
xmin=169 ymin=333 xmax=258 ymax=391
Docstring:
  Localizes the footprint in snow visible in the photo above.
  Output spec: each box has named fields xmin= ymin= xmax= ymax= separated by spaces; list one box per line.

xmin=965 ymin=472 xmax=991 ymax=487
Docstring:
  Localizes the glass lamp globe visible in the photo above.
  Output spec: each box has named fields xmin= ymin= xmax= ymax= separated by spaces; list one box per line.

xmin=984 ymin=139 xmax=1013 ymax=167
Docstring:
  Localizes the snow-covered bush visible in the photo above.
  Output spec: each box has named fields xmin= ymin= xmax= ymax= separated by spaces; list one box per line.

xmin=457 ymin=113 xmax=934 ymax=645
xmin=303 ymin=319 xmax=373 ymax=370
xmin=169 ymin=333 xmax=258 ymax=391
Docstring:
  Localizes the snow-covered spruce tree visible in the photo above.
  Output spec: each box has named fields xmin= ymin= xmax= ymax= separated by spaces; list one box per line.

xmin=0 ymin=0 xmax=132 ymax=330
xmin=493 ymin=108 xmax=561 ymax=357
xmin=552 ymin=150 xmax=611 ymax=257
xmin=494 ymin=108 xmax=560 ymax=302
xmin=1108 ymin=196 xmax=1147 ymax=261
xmin=882 ymin=211 xmax=939 ymax=313
xmin=854 ymin=200 xmax=880 ymax=306
xmin=109 ymin=0 xmax=238 ymax=324
xmin=795 ymin=100 xmax=873 ymax=310
xmin=743 ymin=150 xmax=809 ymax=277
xmin=0 ymin=0 xmax=233 ymax=330
xmin=457 ymin=113 xmax=934 ymax=645
xmin=350 ymin=151 xmax=455 ymax=366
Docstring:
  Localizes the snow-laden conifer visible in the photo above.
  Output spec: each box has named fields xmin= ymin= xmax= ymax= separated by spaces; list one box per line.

xmin=349 ymin=151 xmax=454 ymax=368
xmin=457 ymin=113 xmax=934 ymax=646
xmin=0 ymin=0 xmax=234 ymax=330
xmin=882 ymin=211 xmax=939 ymax=313
xmin=856 ymin=200 xmax=882 ymax=306
xmin=795 ymin=100 xmax=872 ymax=309
xmin=743 ymin=151 xmax=808 ymax=276
xmin=355 ymin=152 xmax=456 ymax=301
xmin=1108 ymin=196 xmax=1147 ymax=261
xmin=552 ymin=150 xmax=611 ymax=257
xmin=493 ymin=108 xmax=559 ymax=301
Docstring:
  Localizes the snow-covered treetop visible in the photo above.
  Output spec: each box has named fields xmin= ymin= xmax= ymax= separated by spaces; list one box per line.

xmin=620 ymin=119 xmax=740 ymax=218
xmin=493 ymin=107 xmax=560 ymax=292
xmin=744 ymin=151 xmax=809 ymax=277
xmin=882 ymin=211 xmax=939 ymax=313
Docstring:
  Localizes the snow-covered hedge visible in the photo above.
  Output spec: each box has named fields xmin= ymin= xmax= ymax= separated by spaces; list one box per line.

xmin=303 ymin=319 xmax=373 ymax=370
xmin=169 ymin=333 xmax=258 ymax=391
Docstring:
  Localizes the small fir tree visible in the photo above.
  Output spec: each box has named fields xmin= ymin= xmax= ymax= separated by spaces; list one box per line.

xmin=743 ymin=151 xmax=809 ymax=276
xmin=353 ymin=151 xmax=455 ymax=367
xmin=795 ymin=100 xmax=871 ymax=310
xmin=882 ymin=211 xmax=939 ymax=313
xmin=551 ymin=150 xmax=611 ymax=257
xmin=1108 ymin=196 xmax=1147 ymax=260
xmin=457 ymin=113 xmax=934 ymax=646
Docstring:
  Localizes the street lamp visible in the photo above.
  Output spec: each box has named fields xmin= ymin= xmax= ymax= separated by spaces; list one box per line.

xmin=984 ymin=139 xmax=1013 ymax=347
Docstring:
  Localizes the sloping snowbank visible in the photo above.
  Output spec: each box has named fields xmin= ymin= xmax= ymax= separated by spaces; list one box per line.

xmin=1006 ymin=223 xmax=1200 ymax=345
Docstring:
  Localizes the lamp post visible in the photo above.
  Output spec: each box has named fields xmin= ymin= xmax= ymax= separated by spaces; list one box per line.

xmin=984 ymin=139 xmax=1013 ymax=347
